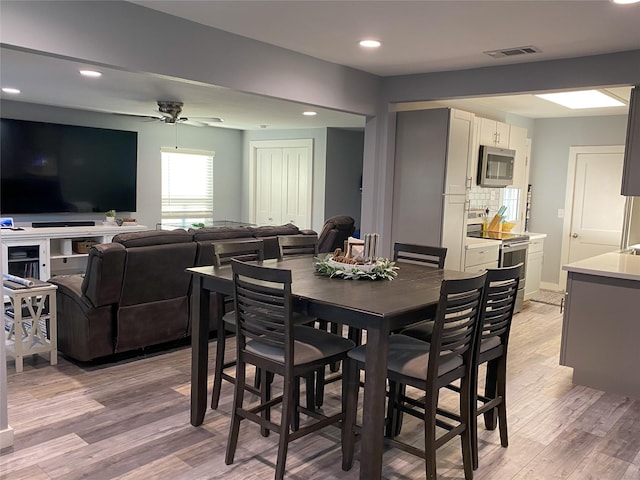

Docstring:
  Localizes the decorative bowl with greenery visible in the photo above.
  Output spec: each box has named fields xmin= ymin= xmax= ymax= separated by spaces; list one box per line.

xmin=313 ymin=254 xmax=398 ymax=281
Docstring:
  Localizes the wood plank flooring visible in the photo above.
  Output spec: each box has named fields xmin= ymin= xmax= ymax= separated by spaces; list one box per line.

xmin=2 ymin=300 xmax=640 ymax=479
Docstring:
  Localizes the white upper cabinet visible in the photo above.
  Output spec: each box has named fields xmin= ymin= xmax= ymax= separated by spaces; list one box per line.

xmin=479 ymin=117 xmax=511 ymax=148
xmin=445 ymin=109 xmax=475 ymax=196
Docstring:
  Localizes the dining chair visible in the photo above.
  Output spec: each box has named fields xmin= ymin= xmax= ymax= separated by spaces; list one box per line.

xmin=225 ymin=259 xmax=355 ymax=480
xmin=210 ymin=239 xmax=265 ymax=409
xmin=276 ymin=234 xmax=319 ymax=258
xmin=468 ymin=264 xmax=521 ymax=470
xmin=341 ymin=272 xmax=487 ymax=480
xmin=388 ymin=265 xmax=522 ymax=471
xmin=393 ymin=242 xmax=447 ymax=268
xmin=277 ymin=234 xmax=338 ymax=408
xmin=388 ymin=243 xmax=448 ymax=339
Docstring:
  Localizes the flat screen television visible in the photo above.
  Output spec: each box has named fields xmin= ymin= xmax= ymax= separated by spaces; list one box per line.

xmin=1 ymin=118 xmax=137 ymax=214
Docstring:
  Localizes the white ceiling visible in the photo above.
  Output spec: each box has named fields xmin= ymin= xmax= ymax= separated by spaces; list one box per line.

xmin=2 ymin=0 xmax=639 ymax=129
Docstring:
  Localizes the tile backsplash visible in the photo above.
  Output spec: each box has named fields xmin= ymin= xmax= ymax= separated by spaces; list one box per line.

xmin=468 ymin=186 xmax=502 ymax=214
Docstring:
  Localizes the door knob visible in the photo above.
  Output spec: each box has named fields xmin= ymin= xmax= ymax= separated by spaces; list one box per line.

xmin=572 ymin=233 xmax=578 ymax=238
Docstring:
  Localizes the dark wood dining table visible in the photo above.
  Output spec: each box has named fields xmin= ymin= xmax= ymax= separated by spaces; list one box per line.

xmin=187 ymin=256 xmax=472 ymax=479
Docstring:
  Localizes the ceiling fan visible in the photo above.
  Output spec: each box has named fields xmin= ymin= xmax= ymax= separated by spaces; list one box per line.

xmin=122 ymin=101 xmax=223 ymax=126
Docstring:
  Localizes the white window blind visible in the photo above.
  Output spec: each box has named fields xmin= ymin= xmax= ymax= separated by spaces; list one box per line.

xmin=161 ymin=149 xmax=214 ymax=227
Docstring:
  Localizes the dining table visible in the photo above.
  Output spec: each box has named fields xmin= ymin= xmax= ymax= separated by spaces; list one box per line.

xmin=187 ymin=256 xmax=473 ymax=480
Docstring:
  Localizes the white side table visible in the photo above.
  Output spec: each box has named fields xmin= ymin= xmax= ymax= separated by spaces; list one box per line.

xmin=3 ymin=282 xmax=57 ymax=372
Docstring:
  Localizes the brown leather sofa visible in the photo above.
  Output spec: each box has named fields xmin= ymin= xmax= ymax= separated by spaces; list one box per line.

xmin=49 ymin=224 xmax=316 ymax=362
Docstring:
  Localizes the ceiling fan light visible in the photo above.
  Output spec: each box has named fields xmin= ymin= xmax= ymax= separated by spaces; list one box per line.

xmin=79 ymin=69 xmax=102 ymax=78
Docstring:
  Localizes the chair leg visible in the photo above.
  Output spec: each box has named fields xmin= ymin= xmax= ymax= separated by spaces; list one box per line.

xmin=329 ymin=322 xmax=342 ymax=372
xmin=211 ymin=326 xmax=227 ymax=409
xmin=315 ymin=366 xmax=325 ymax=408
xmin=423 ymin=391 xmax=439 ymax=480
xmin=260 ymin=368 xmax=271 ymax=437
xmin=496 ymin=356 xmax=509 ymax=448
xmin=341 ymin=358 xmax=358 ymax=471
xmin=471 ymin=365 xmax=480 ymax=471
xmin=275 ymin=373 xmax=295 ymax=480
xmin=225 ymin=358 xmax=245 ymax=465
xmin=460 ymin=376 xmax=474 ymax=480
xmin=385 ymin=380 xmax=403 ymax=438
xmin=483 ymin=358 xmax=499 ymax=430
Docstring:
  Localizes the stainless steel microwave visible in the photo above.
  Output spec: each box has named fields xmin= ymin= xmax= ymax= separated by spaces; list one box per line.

xmin=477 ymin=145 xmax=516 ymax=188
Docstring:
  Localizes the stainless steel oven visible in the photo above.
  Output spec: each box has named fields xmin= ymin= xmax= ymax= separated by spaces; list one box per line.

xmin=499 ymin=240 xmax=528 ymax=312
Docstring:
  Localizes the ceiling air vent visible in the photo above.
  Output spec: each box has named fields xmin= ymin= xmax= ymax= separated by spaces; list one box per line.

xmin=484 ymin=45 xmax=542 ymax=58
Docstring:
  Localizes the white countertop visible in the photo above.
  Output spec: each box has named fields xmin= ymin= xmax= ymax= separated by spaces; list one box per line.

xmin=465 ymin=237 xmax=501 ymax=249
xmin=526 ymin=232 xmax=547 ymax=240
xmin=563 ymin=250 xmax=640 ymax=281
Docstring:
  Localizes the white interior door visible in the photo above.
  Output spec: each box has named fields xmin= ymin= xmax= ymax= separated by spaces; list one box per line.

xmin=282 ymin=147 xmax=311 ymax=226
xmin=250 ymin=139 xmax=313 ymax=228
xmin=255 ymin=148 xmax=284 ymax=226
xmin=560 ymin=146 xmax=625 ymax=285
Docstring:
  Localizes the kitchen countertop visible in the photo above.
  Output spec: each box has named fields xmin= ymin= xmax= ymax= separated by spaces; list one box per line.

xmin=465 ymin=237 xmax=502 ymax=249
xmin=563 ymin=250 xmax=640 ymax=281
xmin=526 ymin=232 xmax=547 ymax=240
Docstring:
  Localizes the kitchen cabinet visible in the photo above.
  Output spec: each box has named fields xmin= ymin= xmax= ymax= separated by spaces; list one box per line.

xmin=621 ymin=85 xmax=640 ymax=196
xmin=561 ymin=252 xmax=640 ymax=397
xmin=392 ymin=108 xmax=474 ymax=271
xmin=479 ymin=117 xmax=510 ymax=148
xmin=464 ymin=243 xmax=500 ymax=273
xmin=524 ymin=235 xmax=545 ymax=300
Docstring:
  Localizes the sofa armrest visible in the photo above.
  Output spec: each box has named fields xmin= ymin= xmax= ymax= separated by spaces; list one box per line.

xmin=300 ymin=229 xmax=317 ymax=235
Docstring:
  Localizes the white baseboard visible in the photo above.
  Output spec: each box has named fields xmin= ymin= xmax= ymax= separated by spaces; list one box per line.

xmin=0 ymin=425 xmax=14 ymax=449
xmin=541 ymin=281 xmax=564 ymax=292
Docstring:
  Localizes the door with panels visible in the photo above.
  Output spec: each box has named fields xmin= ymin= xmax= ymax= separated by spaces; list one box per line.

xmin=250 ymin=139 xmax=313 ymax=228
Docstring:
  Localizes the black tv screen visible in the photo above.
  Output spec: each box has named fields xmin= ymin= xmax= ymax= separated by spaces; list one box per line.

xmin=1 ymin=118 xmax=137 ymax=214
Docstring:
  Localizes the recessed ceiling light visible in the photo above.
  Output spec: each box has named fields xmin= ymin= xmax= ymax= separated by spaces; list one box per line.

xmin=359 ymin=39 xmax=381 ymax=48
xmin=612 ymin=0 xmax=640 ymax=4
xmin=534 ymin=90 xmax=625 ymax=109
xmin=79 ymin=69 xmax=102 ymax=78
xmin=2 ymin=87 xmax=21 ymax=94
xmin=303 ymin=111 xmax=317 ymax=116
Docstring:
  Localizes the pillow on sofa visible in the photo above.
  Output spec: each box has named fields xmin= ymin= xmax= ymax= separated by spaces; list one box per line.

xmin=250 ymin=223 xmax=301 ymax=237
xmin=113 ymin=229 xmax=193 ymax=247
xmin=190 ymin=226 xmax=254 ymax=242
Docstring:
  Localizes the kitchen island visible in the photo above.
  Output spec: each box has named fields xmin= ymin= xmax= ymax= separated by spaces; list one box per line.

xmin=561 ymin=251 xmax=640 ymax=399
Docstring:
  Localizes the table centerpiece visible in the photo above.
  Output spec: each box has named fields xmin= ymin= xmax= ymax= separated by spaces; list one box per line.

xmin=314 ymin=248 xmax=398 ymax=280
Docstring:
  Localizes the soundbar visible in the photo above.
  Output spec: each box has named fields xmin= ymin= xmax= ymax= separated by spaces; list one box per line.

xmin=32 ymin=221 xmax=96 ymax=228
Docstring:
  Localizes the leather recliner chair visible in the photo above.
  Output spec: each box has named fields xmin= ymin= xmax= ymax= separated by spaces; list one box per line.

xmin=317 ymin=215 xmax=356 ymax=253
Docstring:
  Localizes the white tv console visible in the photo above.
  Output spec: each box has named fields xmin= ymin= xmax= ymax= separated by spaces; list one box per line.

xmin=1 ymin=224 xmax=148 ymax=281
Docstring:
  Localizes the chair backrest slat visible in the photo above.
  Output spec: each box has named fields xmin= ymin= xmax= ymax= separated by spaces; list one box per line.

xmin=393 ymin=242 xmax=447 ymax=268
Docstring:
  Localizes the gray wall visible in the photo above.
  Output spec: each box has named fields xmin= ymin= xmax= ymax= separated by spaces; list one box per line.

xmin=1 ymin=100 xmax=244 ymax=228
xmin=325 ymin=128 xmax=364 ymax=230
xmin=528 ymin=115 xmax=629 ymax=286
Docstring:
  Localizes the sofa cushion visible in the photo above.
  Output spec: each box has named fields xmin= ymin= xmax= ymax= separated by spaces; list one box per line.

xmin=81 ymin=243 xmax=127 ymax=307
xmin=190 ymin=226 xmax=254 ymax=242
xmin=112 ymin=229 xmax=193 ymax=247
xmin=250 ymin=223 xmax=301 ymax=237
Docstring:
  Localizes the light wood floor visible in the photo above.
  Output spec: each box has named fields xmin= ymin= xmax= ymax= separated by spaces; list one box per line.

xmin=2 ymin=299 xmax=640 ymax=480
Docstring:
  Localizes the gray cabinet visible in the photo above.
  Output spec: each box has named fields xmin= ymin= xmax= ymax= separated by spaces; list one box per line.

xmin=622 ymin=85 xmax=640 ymax=196
xmin=392 ymin=108 xmax=474 ymax=271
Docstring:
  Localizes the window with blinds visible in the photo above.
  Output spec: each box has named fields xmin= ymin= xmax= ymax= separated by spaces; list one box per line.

xmin=161 ymin=149 xmax=215 ymax=227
